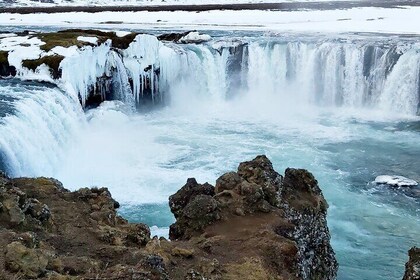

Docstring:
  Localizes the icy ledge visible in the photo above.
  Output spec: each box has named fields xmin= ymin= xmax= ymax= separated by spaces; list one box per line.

xmin=0 ymin=30 xmax=212 ymax=107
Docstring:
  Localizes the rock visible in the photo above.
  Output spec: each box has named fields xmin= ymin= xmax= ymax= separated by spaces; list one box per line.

xmin=403 ymin=247 xmax=420 ymax=280
xmin=0 ymin=170 xmax=9 ymax=186
xmin=0 ymin=50 xmax=16 ymax=77
xmin=23 ymin=198 xmax=51 ymax=222
xmin=169 ymin=178 xmax=215 ymax=219
xmin=169 ymin=194 xmax=220 ymax=240
xmin=374 ymin=175 xmax=418 ymax=187
xmin=168 ymin=155 xmax=338 ymax=280
xmin=281 ymin=168 xmax=336 ymax=280
xmin=0 ymin=155 xmax=339 ymax=280
xmin=157 ymin=31 xmax=191 ymax=42
xmin=5 ymin=241 xmax=49 ymax=278
xmin=171 ymin=247 xmax=194 ymax=258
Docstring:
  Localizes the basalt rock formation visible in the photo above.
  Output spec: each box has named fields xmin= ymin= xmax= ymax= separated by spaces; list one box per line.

xmin=169 ymin=155 xmax=338 ymax=280
xmin=403 ymin=247 xmax=420 ymax=280
xmin=0 ymin=156 xmax=338 ymax=279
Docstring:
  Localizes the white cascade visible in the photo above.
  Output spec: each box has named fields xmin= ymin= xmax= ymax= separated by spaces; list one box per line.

xmin=0 ymin=83 xmax=85 ymax=177
xmin=108 ymin=51 xmax=135 ymax=109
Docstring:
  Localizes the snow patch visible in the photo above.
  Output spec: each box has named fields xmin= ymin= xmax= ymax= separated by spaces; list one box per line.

xmin=77 ymin=36 xmax=98 ymax=45
xmin=179 ymin=32 xmax=211 ymax=43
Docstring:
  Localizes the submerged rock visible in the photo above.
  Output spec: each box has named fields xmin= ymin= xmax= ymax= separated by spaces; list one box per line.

xmin=403 ymin=247 xmax=420 ymax=280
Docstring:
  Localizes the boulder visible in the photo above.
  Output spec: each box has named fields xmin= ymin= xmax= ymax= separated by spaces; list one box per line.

xmin=5 ymin=241 xmax=49 ymax=278
xmin=169 ymin=178 xmax=215 ymax=219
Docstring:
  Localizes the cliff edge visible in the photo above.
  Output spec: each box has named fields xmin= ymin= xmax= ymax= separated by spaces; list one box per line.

xmin=0 ymin=156 xmax=338 ymax=279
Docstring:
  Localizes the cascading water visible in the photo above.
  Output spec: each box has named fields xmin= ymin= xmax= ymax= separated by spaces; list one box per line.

xmin=0 ymin=80 xmax=84 ymax=177
xmin=0 ymin=33 xmax=419 ymax=280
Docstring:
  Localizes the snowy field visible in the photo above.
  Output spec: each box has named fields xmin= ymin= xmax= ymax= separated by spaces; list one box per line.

xmin=1 ymin=0 xmax=368 ymax=7
xmin=1 ymin=6 xmax=420 ymax=35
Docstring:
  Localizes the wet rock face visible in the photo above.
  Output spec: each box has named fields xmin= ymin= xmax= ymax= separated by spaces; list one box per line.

xmin=281 ymin=169 xmax=337 ymax=280
xmin=403 ymin=247 xmax=420 ymax=280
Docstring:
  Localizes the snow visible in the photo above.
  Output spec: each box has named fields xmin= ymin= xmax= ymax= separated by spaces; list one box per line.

xmin=1 ymin=6 xmax=420 ymax=34
xmin=3 ymin=0 xmax=361 ymax=8
xmin=179 ymin=31 xmax=211 ymax=43
xmin=46 ymin=45 xmax=79 ymax=57
xmin=115 ymin=31 xmax=132 ymax=37
xmin=374 ymin=175 xmax=418 ymax=187
xmin=77 ymin=36 xmax=98 ymax=45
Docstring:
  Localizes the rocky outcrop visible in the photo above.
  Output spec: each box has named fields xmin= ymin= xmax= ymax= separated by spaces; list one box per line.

xmin=403 ymin=247 xmax=420 ymax=280
xmin=0 ymin=50 xmax=16 ymax=77
xmin=0 ymin=156 xmax=338 ymax=279
xmin=168 ymin=155 xmax=338 ymax=280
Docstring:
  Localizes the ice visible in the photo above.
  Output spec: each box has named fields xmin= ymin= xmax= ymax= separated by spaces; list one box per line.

xmin=374 ymin=175 xmax=418 ymax=187
xmin=60 ymin=41 xmax=112 ymax=106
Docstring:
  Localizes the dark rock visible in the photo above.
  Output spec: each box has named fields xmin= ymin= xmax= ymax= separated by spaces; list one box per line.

xmin=168 ymin=155 xmax=337 ymax=279
xmin=157 ymin=31 xmax=191 ymax=42
xmin=169 ymin=178 xmax=215 ymax=218
xmin=169 ymin=194 xmax=220 ymax=240
xmin=281 ymin=168 xmax=337 ymax=280
xmin=0 ymin=51 xmax=16 ymax=77
xmin=403 ymin=247 xmax=420 ymax=280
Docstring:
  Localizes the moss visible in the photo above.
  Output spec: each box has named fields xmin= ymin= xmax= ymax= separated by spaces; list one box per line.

xmin=22 ymin=55 xmax=64 ymax=79
xmin=0 ymin=51 xmax=8 ymax=64
xmin=38 ymin=32 xmax=93 ymax=51
xmin=36 ymin=29 xmax=138 ymax=52
xmin=0 ymin=51 xmax=16 ymax=77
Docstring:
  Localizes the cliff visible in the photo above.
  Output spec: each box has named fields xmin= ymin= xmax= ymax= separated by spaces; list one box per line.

xmin=0 ymin=156 xmax=338 ymax=279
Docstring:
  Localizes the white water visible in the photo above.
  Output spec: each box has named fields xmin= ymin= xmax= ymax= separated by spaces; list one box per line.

xmin=0 ymin=34 xmax=419 ymax=280
xmin=53 ymin=35 xmax=420 ymax=114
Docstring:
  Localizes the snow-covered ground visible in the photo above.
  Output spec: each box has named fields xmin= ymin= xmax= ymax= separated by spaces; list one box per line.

xmin=1 ymin=0 xmax=364 ymax=8
xmin=1 ymin=6 xmax=420 ymax=35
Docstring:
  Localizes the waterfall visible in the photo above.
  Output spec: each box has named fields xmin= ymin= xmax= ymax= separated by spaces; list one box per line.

xmin=0 ymin=81 xmax=85 ymax=177
xmin=108 ymin=51 xmax=135 ymax=109
xmin=6 ymin=34 xmax=416 ymax=115
xmin=244 ymin=39 xmax=420 ymax=115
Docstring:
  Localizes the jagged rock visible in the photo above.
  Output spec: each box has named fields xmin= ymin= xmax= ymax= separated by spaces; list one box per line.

xmin=281 ymin=168 xmax=336 ymax=280
xmin=403 ymin=247 xmax=420 ymax=280
xmin=0 ymin=156 xmax=339 ymax=280
xmin=168 ymin=155 xmax=337 ymax=279
xmin=169 ymin=194 xmax=220 ymax=240
xmin=157 ymin=31 xmax=191 ymax=42
xmin=169 ymin=178 xmax=215 ymax=218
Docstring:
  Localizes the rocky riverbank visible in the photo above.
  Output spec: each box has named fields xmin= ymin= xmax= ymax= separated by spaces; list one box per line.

xmin=1 ymin=155 xmax=418 ymax=279
xmin=0 ymin=156 xmax=339 ymax=279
